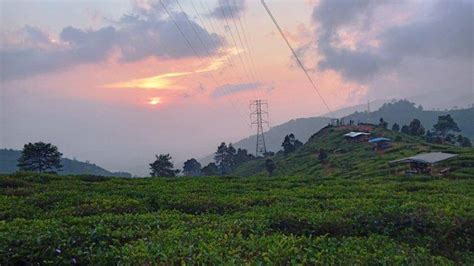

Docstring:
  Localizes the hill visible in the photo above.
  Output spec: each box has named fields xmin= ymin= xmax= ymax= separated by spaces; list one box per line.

xmin=344 ymin=100 xmax=474 ymax=139
xmin=201 ymin=100 xmax=473 ymax=165
xmin=199 ymin=116 xmax=331 ymax=164
xmin=0 ymin=149 xmax=131 ymax=177
xmin=232 ymin=124 xmax=474 ymax=178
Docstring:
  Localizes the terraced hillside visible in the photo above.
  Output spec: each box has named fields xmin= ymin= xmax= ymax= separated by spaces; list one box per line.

xmin=232 ymin=124 xmax=474 ymax=179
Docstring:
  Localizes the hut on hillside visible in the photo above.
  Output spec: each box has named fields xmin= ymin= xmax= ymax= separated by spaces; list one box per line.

xmin=368 ymin=137 xmax=392 ymax=150
xmin=343 ymin=132 xmax=371 ymax=143
xmin=389 ymin=152 xmax=458 ymax=176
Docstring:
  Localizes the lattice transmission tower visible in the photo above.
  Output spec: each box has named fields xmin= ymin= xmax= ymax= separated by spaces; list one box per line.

xmin=250 ymin=100 xmax=269 ymax=157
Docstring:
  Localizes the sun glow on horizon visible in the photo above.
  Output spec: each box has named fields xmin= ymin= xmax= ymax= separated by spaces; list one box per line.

xmin=148 ymin=97 xmax=162 ymax=105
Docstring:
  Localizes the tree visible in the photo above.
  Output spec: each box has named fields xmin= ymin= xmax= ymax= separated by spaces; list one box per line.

xmin=282 ymin=134 xmax=302 ymax=155
xmin=182 ymin=158 xmax=202 ymax=176
xmin=461 ymin=137 xmax=472 ymax=147
xmin=201 ymin=163 xmax=219 ymax=176
xmin=379 ymin=118 xmax=388 ymax=129
xmin=294 ymin=139 xmax=304 ymax=150
xmin=408 ymin=119 xmax=425 ymax=136
xmin=457 ymin=135 xmax=464 ymax=145
xmin=433 ymin=114 xmax=460 ymax=137
xmin=401 ymin=125 xmax=410 ymax=134
xmin=391 ymin=123 xmax=400 ymax=132
xmin=234 ymin=148 xmax=254 ymax=165
xmin=149 ymin=154 xmax=178 ymax=177
xmin=318 ymin=149 xmax=328 ymax=163
xmin=17 ymin=142 xmax=63 ymax=173
xmin=265 ymin=159 xmax=276 ymax=176
xmin=214 ymin=142 xmax=236 ymax=175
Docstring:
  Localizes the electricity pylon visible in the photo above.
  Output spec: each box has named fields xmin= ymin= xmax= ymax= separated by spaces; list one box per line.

xmin=250 ymin=100 xmax=269 ymax=157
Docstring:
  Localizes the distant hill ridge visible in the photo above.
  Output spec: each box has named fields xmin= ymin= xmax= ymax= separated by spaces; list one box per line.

xmin=200 ymin=100 xmax=473 ymax=165
xmin=0 ymin=149 xmax=132 ymax=177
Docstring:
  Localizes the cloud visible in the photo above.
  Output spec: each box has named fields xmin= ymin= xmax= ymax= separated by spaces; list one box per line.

xmin=209 ymin=0 xmax=246 ymax=20
xmin=312 ymin=0 xmax=473 ymax=82
xmin=212 ymin=82 xmax=260 ymax=98
xmin=0 ymin=3 xmax=223 ymax=81
xmin=100 ymin=50 xmax=236 ymax=90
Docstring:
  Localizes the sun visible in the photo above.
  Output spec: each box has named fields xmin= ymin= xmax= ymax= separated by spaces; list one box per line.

xmin=148 ymin=97 xmax=162 ymax=105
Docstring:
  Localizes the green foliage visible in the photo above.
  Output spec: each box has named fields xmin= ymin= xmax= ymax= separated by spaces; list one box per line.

xmin=17 ymin=142 xmax=62 ymax=173
xmin=182 ymin=158 xmax=201 ymax=176
xmin=461 ymin=137 xmax=472 ymax=147
xmin=433 ymin=114 xmax=461 ymax=137
xmin=0 ymin=173 xmax=472 ymax=264
xmin=401 ymin=125 xmax=410 ymax=134
xmin=201 ymin=163 xmax=218 ymax=176
xmin=318 ymin=149 xmax=328 ymax=163
xmin=264 ymin=159 xmax=276 ymax=176
xmin=1 ymin=149 xmax=131 ymax=177
xmin=379 ymin=117 xmax=388 ymax=129
xmin=149 ymin=154 xmax=178 ymax=177
xmin=214 ymin=143 xmax=253 ymax=175
xmin=391 ymin=123 xmax=400 ymax=132
xmin=282 ymin=134 xmax=302 ymax=155
xmin=408 ymin=118 xmax=426 ymax=136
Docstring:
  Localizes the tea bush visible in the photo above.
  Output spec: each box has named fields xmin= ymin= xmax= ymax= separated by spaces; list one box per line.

xmin=0 ymin=173 xmax=473 ymax=264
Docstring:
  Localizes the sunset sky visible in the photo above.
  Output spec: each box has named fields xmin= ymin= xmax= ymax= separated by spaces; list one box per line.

xmin=1 ymin=0 xmax=472 ymax=175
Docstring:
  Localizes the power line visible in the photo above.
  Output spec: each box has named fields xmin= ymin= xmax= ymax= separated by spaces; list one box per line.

xmin=232 ymin=0 xmax=261 ymax=83
xmin=260 ymin=0 xmax=332 ymax=113
xmin=159 ymin=0 xmax=249 ymax=123
xmin=226 ymin=0 xmax=257 ymax=83
xmin=219 ymin=0 xmax=254 ymax=85
xmin=184 ymin=0 xmax=254 ymax=121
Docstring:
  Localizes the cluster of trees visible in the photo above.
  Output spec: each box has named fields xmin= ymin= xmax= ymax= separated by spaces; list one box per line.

xmin=386 ymin=114 xmax=471 ymax=147
xmin=281 ymin=134 xmax=303 ymax=155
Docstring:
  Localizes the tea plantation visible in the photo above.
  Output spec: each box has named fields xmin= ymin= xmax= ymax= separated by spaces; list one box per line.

xmin=1 ymin=172 xmax=473 ymax=264
xmin=1 ymin=126 xmax=473 ymax=264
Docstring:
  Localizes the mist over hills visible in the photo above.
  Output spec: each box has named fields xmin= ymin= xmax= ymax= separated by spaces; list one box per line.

xmin=0 ymin=149 xmax=132 ymax=177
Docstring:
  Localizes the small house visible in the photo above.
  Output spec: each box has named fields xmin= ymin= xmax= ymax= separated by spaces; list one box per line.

xmin=343 ymin=132 xmax=371 ymax=142
xmin=368 ymin=137 xmax=392 ymax=150
xmin=389 ymin=152 xmax=458 ymax=175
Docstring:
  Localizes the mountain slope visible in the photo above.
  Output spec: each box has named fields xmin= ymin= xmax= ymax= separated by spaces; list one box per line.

xmin=199 ymin=117 xmax=331 ymax=164
xmin=232 ymin=124 xmax=474 ymax=178
xmin=201 ymin=101 xmax=472 ymax=166
xmin=0 ymin=149 xmax=131 ymax=177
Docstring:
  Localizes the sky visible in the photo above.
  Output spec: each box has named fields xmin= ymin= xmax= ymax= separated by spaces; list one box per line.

xmin=1 ymin=0 xmax=473 ymax=175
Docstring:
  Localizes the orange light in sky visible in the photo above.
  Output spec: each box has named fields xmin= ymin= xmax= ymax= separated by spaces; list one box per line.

xmin=99 ymin=48 xmax=240 ymax=90
xmin=148 ymin=97 xmax=162 ymax=105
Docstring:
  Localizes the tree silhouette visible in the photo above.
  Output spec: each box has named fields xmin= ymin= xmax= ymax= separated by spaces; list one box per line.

xmin=282 ymin=133 xmax=302 ymax=155
xmin=391 ymin=123 xmax=400 ymax=132
xmin=149 ymin=154 xmax=178 ymax=177
xmin=182 ymin=158 xmax=202 ymax=176
xmin=379 ymin=118 xmax=388 ymax=129
xmin=214 ymin=142 xmax=236 ymax=175
xmin=201 ymin=162 xmax=219 ymax=176
xmin=401 ymin=125 xmax=410 ymax=135
xmin=17 ymin=142 xmax=63 ymax=173
xmin=265 ymin=159 xmax=276 ymax=176
xmin=461 ymin=137 xmax=472 ymax=147
xmin=433 ymin=114 xmax=460 ymax=137
xmin=408 ymin=119 xmax=425 ymax=136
